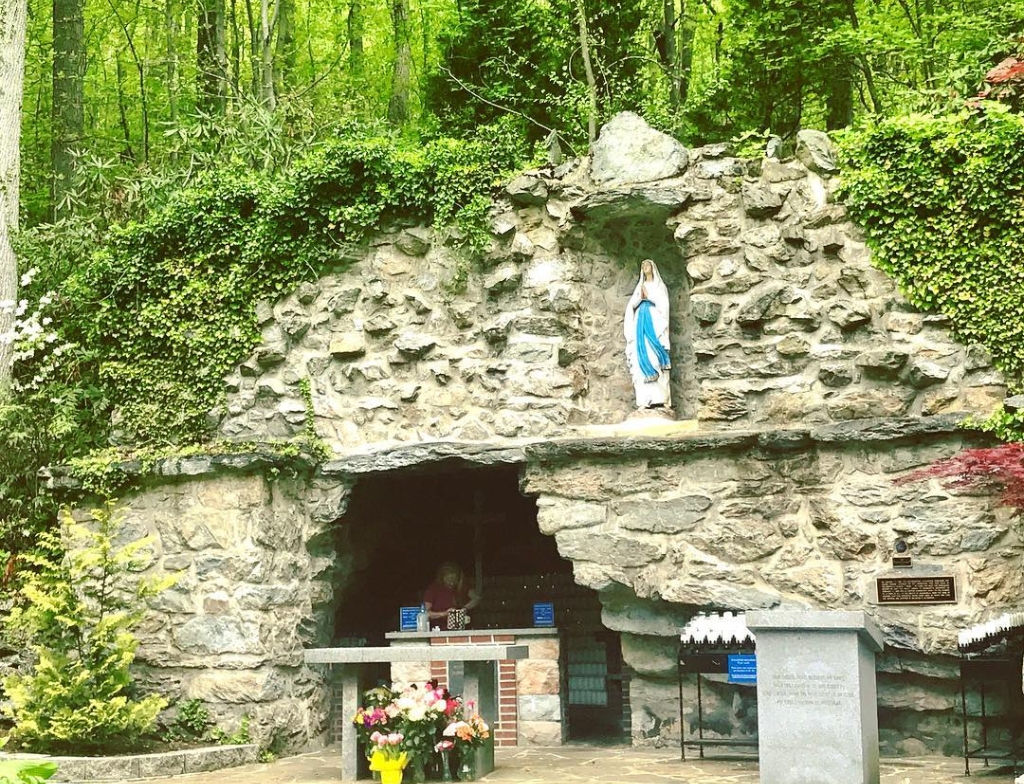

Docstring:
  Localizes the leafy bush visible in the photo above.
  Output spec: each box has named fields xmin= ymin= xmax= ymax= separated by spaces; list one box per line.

xmin=839 ymin=103 xmax=1024 ymax=435
xmin=164 ymin=699 xmax=212 ymax=743
xmin=56 ymin=125 xmax=522 ymax=446
xmin=0 ymin=736 xmax=57 ymax=784
xmin=0 ymin=760 xmax=57 ymax=784
xmin=211 ymin=715 xmax=251 ymax=746
xmin=1 ymin=503 xmax=175 ymax=754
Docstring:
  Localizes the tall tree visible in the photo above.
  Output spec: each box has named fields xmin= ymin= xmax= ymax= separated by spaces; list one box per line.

xmin=197 ymin=0 xmax=228 ymax=114
xmin=573 ymin=0 xmax=597 ymax=143
xmin=387 ymin=0 xmax=412 ymax=124
xmin=0 ymin=0 xmax=26 ymax=401
xmin=52 ymin=0 xmax=86 ymax=218
xmin=274 ymin=0 xmax=296 ymax=97
xmin=259 ymin=0 xmax=278 ymax=109
xmin=347 ymin=0 xmax=363 ymax=76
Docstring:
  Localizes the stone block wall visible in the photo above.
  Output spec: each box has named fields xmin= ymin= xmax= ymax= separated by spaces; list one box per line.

xmin=515 ymin=635 xmax=563 ymax=746
xmin=522 ymin=426 xmax=1024 ymax=751
xmin=100 ymin=468 xmax=342 ymax=749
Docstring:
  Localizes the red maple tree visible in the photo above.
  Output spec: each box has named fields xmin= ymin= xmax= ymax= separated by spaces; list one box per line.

xmin=897 ymin=442 xmax=1024 ymax=513
xmin=975 ymin=42 xmax=1024 ymax=111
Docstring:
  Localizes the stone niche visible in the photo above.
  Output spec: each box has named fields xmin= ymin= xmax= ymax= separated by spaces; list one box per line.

xmin=66 ymin=115 xmax=1021 ymax=756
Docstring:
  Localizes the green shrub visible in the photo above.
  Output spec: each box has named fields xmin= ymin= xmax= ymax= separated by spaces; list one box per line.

xmin=0 ymin=736 xmax=57 ymax=784
xmin=211 ymin=715 xmax=251 ymax=746
xmin=164 ymin=699 xmax=212 ymax=743
xmin=1 ymin=503 xmax=175 ymax=754
xmin=839 ymin=103 xmax=1024 ymax=436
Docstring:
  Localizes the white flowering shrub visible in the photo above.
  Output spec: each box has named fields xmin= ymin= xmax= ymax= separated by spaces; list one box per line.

xmin=0 ymin=268 xmax=63 ymax=393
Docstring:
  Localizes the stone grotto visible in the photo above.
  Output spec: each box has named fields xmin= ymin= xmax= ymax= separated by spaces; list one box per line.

xmin=51 ymin=112 xmax=1022 ymax=759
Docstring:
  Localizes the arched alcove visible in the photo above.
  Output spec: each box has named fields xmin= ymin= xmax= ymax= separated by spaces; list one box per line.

xmin=569 ymin=212 xmax=697 ymax=420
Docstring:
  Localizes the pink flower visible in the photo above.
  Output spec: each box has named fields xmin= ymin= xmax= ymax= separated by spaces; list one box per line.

xmin=435 ymin=740 xmax=454 ymax=752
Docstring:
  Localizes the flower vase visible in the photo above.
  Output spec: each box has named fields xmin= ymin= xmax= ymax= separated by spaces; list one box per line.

xmin=439 ymin=750 xmax=453 ymax=782
xmin=456 ymin=752 xmax=477 ymax=782
xmin=370 ymin=751 xmax=409 ymax=784
xmin=408 ymin=756 xmax=426 ymax=784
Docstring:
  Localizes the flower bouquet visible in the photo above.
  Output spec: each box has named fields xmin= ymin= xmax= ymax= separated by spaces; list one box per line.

xmin=443 ymin=710 xmax=490 ymax=781
xmin=393 ymin=681 xmax=455 ymax=781
xmin=354 ymin=681 xmax=460 ymax=782
xmin=368 ymin=731 xmax=409 ymax=784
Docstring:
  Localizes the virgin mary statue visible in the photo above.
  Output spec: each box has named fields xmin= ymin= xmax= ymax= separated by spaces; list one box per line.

xmin=624 ymin=259 xmax=671 ymax=409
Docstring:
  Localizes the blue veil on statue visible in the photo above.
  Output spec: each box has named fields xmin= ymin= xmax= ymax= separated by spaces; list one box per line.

xmin=623 ymin=259 xmax=671 ymax=409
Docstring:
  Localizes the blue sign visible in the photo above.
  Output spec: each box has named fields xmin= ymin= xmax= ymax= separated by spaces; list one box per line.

xmin=399 ymin=606 xmax=420 ymax=632
xmin=728 ymin=654 xmax=757 ymax=684
xmin=533 ymin=602 xmax=555 ymax=627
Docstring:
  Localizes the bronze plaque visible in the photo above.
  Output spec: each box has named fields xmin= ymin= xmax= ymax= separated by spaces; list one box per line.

xmin=876 ymin=575 xmax=956 ymax=605
xmin=891 ymin=556 xmax=913 ymax=569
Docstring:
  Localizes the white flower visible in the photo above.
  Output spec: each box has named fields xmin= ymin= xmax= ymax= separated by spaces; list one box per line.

xmin=407 ymin=705 xmax=426 ymax=723
xmin=396 ymin=697 xmax=416 ymax=712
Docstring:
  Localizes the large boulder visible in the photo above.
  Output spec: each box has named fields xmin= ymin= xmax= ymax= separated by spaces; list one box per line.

xmin=590 ymin=112 xmax=689 ymax=185
xmin=796 ymin=129 xmax=838 ymax=174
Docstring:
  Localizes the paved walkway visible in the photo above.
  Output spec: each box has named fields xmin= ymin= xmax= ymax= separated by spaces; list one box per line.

xmin=128 ymin=745 xmax=1017 ymax=784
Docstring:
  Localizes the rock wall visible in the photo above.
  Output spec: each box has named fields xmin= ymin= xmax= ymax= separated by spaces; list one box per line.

xmin=216 ymin=115 xmax=1002 ymax=448
xmin=113 ymin=464 xmax=353 ymax=748
xmin=69 ymin=116 xmax=1020 ymax=756
xmin=521 ymin=424 xmax=1024 ymax=752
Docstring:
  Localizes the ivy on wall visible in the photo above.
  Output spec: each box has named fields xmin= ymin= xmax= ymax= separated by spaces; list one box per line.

xmin=838 ymin=103 xmax=1024 ymax=437
xmin=59 ymin=126 xmax=523 ymax=446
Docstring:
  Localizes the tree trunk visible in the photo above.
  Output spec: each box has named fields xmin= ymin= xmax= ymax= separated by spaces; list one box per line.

xmin=165 ymin=0 xmax=179 ymax=129
xmin=573 ymin=0 xmax=597 ymax=144
xmin=825 ymin=60 xmax=853 ymax=129
xmin=661 ymin=0 xmax=680 ymax=111
xmin=114 ymin=53 xmax=135 ymax=159
xmin=196 ymin=0 xmax=227 ymax=114
xmin=347 ymin=0 xmax=363 ymax=75
xmin=0 ymin=0 xmax=26 ymax=401
xmin=259 ymin=0 xmax=277 ymax=109
xmin=229 ymin=0 xmax=241 ymax=95
xmin=843 ymin=0 xmax=881 ymax=113
xmin=274 ymin=0 xmax=294 ymax=98
xmin=676 ymin=2 xmax=695 ymax=106
xmin=245 ymin=0 xmax=259 ymax=98
xmin=52 ymin=0 xmax=85 ymax=219
xmin=386 ymin=0 xmax=411 ymax=125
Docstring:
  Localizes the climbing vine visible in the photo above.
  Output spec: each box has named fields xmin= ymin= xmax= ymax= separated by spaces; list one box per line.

xmin=839 ymin=103 xmax=1024 ymax=436
xmin=56 ymin=126 xmax=523 ymax=446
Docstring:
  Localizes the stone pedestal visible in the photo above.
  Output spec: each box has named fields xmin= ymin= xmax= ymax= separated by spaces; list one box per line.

xmin=746 ymin=610 xmax=884 ymax=784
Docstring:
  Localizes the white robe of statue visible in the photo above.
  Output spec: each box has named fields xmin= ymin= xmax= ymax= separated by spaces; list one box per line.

xmin=623 ymin=259 xmax=671 ymax=409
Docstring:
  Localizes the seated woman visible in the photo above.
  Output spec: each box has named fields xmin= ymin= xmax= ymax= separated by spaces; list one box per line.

xmin=422 ymin=562 xmax=480 ymax=630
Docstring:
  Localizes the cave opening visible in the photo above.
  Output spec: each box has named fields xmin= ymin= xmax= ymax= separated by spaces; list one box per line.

xmin=330 ymin=462 xmax=627 ymax=743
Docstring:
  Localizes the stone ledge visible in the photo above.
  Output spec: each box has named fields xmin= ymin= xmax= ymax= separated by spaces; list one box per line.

xmin=45 ymin=413 xmax=987 ymax=493
xmin=42 ymin=449 xmax=316 ymax=495
xmin=2 ymin=744 xmax=259 ymax=782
